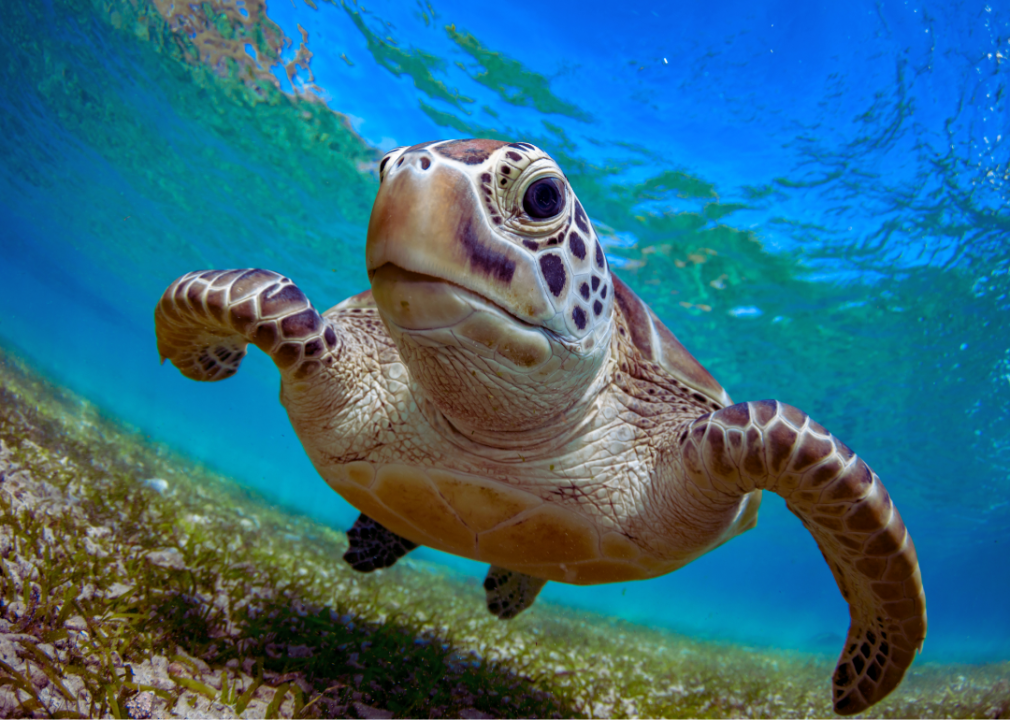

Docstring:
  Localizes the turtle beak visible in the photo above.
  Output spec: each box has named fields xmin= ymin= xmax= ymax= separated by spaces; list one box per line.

xmin=365 ymin=150 xmax=554 ymax=325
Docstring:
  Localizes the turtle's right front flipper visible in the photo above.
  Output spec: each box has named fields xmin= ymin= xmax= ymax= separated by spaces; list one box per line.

xmin=155 ymin=269 xmax=338 ymax=382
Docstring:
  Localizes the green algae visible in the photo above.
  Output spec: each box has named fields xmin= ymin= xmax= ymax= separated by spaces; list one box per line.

xmin=340 ymin=1 xmax=475 ymax=113
xmin=1 ymin=349 xmax=1008 ymax=719
xmin=1 ymin=0 xmax=379 ymax=282
xmin=443 ymin=26 xmax=592 ymax=122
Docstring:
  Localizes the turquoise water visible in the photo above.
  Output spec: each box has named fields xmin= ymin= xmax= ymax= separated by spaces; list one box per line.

xmin=1 ymin=0 xmax=1007 ymax=667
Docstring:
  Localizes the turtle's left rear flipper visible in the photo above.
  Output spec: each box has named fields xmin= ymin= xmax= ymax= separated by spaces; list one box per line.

xmin=343 ymin=513 xmax=418 ymax=572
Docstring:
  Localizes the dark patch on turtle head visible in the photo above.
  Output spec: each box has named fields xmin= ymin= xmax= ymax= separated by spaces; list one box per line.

xmin=436 ymin=139 xmax=510 ymax=165
xmin=595 ymin=241 xmax=606 ymax=269
xmin=574 ymin=201 xmax=590 ymax=234
xmin=569 ymin=231 xmax=586 ymax=260
xmin=572 ymin=306 xmax=587 ymax=330
xmin=459 ymin=215 xmax=516 ymax=284
xmin=539 ymin=254 xmax=567 ymax=297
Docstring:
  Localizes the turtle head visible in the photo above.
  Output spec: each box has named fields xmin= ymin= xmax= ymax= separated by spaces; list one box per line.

xmin=366 ymin=139 xmax=614 ymax=434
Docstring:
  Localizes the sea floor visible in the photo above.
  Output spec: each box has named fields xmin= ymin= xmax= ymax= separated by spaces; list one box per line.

xmin=0 ymin=345 xmax=1007 ymax=719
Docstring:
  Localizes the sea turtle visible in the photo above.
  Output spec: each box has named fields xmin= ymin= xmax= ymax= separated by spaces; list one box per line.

xmin=154 ymin=138 xmax=926 ymax=714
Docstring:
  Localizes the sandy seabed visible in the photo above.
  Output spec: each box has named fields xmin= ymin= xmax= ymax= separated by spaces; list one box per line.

xmin=0 ymin=346 xmax=1007 ymax=719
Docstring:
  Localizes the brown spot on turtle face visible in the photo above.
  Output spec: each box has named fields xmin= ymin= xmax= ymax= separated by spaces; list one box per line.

xmin=579 ymin=282 xmax=590 ymax=300
xmin=574 ymin=200 xmax=590 ymax=233
xmin=595 ymin=241 xmax=606 ymax=269
xmin=593 ymin=300 xmax=603 ymax=316
xmin=436 ymin=138 xmax=509 ymax=165
xmin=458 ymin=216 xmax=516 ymax=283
xmin=539 ymin=254 xmax=567 ymax=297
xmin=522 ymin=239 xmax=538 ymax=251
xmin=591 ymin=275 xmax=600 ymax=291
xmin=569 ymin=231 xmax=586 ymax=259
xmin=324 ymin=325 xmax=337 ymax=348
xmin=506 ymin=150 xmax=522 ymax=161
xmin=572 ymin=306 xmax=587 ymax=330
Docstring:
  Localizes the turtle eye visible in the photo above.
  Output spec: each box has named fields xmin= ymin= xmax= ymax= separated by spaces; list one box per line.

xmin=522 ymin=177 xmax=565 ymax=219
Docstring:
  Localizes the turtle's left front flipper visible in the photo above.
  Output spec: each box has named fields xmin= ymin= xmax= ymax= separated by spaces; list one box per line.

xmin=155 ymin=269 xmax=338 ymax=381
xmin=484 ymin=566 xmax=547 ymax=619
xmin=343 ymin=513 xmax=418 ymax=572
xmin=679 ymin=400 xmax=926 ymax=715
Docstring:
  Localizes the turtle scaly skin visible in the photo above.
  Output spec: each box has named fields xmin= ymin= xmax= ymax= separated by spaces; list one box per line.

xmin=155 ymin=139 xmax=925 ymax=715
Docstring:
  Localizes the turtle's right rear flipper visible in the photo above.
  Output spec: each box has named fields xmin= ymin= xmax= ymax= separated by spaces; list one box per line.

xmin=343 ymin=513 xmax=418 ymax=572
xmin=155 ymin=269 xmax=338 ymax=382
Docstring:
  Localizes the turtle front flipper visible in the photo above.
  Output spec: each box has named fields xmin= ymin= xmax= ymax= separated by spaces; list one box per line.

xmin=484 ymin=566 xmax=547 ymax=620
xmin=155 ymin=269 xmax=338 ymax=381
xmin=679 ymin=400 xmax=926 ymax=716
xmin=343 ymin=513 xmax=418 ymax=572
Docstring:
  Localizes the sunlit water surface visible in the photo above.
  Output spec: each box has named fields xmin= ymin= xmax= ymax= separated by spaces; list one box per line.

xmin=1 ymin=0 xmax=1008 ymax=665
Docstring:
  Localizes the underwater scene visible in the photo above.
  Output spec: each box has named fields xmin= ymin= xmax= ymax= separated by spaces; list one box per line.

xmin=1 ymin=0 xmax=1009 ymax=716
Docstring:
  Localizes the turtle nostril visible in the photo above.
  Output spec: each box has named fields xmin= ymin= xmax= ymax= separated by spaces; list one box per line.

xmin=420 ymin=156 xmax=431 ymax=170
xmin=396 ymin=156 xmax=405 ymax=167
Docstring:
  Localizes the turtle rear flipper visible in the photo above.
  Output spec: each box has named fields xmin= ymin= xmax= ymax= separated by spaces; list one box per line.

xmin=343 ymin=513 xmax=418 ymax=572
xmin=679 ymin=400 xmax=926 ymax=716
xmin=484 ymin=566 xmax=547 ymax=619
xmin=155 ymin=269 xmax=338 ymax=382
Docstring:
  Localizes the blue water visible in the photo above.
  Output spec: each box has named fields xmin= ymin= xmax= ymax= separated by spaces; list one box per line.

xmin=1 ymin=0 xmax=1008 ymax=665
